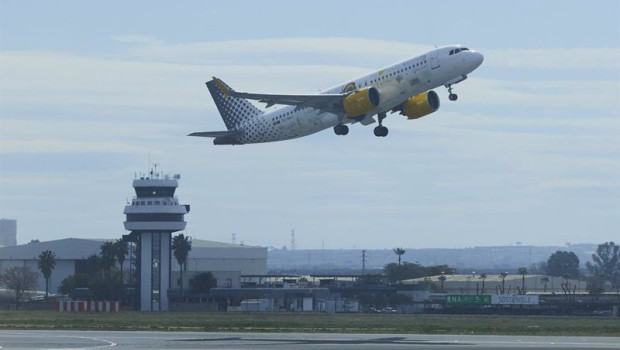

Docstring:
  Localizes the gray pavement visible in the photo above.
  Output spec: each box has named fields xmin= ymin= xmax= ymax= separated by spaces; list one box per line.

xmin=0 ymin=330 xmax=619 ymax=349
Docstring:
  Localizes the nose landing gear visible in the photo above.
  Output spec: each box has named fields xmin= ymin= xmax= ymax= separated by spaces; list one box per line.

xmin=446 ymin=84 xmax=458 ymax=101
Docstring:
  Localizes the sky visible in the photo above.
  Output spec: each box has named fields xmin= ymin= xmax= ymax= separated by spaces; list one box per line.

xmin=1 ymin=0 xmax=619 ymax=249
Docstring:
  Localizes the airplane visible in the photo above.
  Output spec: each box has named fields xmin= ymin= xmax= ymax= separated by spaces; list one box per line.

xmin=189 ymin=45 xmax=483 ymax=145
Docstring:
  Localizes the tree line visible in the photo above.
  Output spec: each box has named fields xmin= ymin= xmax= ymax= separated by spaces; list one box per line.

xmin=385 ymin=243 xmax=620 ymax=294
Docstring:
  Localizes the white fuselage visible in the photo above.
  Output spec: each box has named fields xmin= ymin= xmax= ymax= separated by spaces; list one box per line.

xmin=236 ymin=46 xmax=483 ymax=144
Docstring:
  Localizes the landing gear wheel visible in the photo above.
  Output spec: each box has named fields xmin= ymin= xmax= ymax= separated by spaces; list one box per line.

xmin=374 ymin=126 xmax=381 ymax=137
xmin=446 ymin=84 xmax=458 ymax=101
xmin=374 ymin=125 xmax=388 ymax=137
xmin=374 ymin=112 xmax=389 ymax=137
xmin=334 ymin=124 xmax=349 ymax=136
xmin=381 ymin=126 xmax=388 ymax=137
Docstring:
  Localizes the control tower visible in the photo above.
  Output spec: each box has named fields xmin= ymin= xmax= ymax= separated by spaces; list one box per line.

xmin=123 ymin=167 xmax=189 ymax=311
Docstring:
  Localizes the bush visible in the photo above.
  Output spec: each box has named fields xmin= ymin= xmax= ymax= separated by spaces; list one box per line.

xmin=189 ymin=272 xmax=217 ymax=293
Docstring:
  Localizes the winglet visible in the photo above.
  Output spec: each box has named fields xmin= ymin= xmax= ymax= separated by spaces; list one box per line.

xmin=212 ymin=76 xmax=230 ymax=97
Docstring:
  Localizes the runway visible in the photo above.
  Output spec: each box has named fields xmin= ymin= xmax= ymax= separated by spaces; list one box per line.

xmin=1 ymin=330 xmax=619 ymax=349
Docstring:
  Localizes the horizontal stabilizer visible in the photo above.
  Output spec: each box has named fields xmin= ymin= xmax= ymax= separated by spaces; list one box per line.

xmin=188 ymin=130 xmax=243 ymax=138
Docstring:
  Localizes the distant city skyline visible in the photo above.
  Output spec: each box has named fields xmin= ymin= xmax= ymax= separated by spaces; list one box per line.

xmin=1 ymin=1 xmax=619 ymax=248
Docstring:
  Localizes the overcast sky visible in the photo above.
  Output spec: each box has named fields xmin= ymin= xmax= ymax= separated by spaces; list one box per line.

xmin=1 ymin=0 xmax=619 ymax=249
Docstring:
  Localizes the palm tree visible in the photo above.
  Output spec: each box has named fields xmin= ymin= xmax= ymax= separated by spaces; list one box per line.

xmin=113 ymin=239 xmax=128 ymax=282
xmin=37 ymin=250 xmax=56 ymax=300
xmin=100 ymin=241 xmax=116 ymax=273
xmin=172 ymin=233 xmax=192 ymax=295
xmin=438 ymin=274 xmax=447 ymax=293
xmin=393 ymin=248 xmax=406 ymax=266
xmin=518 ymin=267 xmax=528 ymax=294
xmin=479 ymin=273 xmax=488 ymax=294
xmin=499 ymin=272 xmax=508 ymax=294
xmin=392 ymin=248 xmax=406 ymax=284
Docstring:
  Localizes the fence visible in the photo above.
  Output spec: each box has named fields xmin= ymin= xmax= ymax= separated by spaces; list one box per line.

xmin=57 ymin=301 xmax=120 ymax=312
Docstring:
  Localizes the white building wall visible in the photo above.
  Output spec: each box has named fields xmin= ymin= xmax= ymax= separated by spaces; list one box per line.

xmin=179 ymin=247 xmax=267 ymax=275
xmin=169 ymin=246 xmax=266 ymax=291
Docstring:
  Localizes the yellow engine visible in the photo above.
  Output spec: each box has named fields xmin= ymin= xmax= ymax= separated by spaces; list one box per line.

xmin=400 ymin=90 xmax=440 ymax=119
xmin=342 ymin=87 xmax=380 ymax=117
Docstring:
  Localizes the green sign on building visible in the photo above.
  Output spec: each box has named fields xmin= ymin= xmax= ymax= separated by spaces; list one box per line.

xmin=445 ymin=295 xmax=491 ymax=305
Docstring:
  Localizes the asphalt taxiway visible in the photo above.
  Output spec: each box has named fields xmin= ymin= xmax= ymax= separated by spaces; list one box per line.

xmin=1 ymin=330 xmax=619 ymax=349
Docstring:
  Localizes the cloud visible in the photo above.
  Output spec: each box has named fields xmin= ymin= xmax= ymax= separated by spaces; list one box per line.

xmin=532 ymin=178 xmax=619 ymax=191
xmin=463 ymin=78 xmax=620 ymax=111
xmin=1 ymin=38 xmax=618 ymax=248
xmin=483 ymin=48 xmax=620 ymax=71
xmin=111 ymin=34 xmax=163 ymax=46
xmin=0 ymin=51 xmax=368 ymax=111
xmin=116 ymin=38 xmax=620 ymax=73
xmin=122 ymin=38 xmax=433 ymax=66
xmin=0 ymin=139 xmax=148 ymax=154
xmin=3 ymin=48 xmax=617 ymax=124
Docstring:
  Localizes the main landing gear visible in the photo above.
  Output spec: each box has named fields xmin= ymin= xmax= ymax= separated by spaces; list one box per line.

xmin=333 ymin=124 xmax=349 ymax=135
xmin=446 ymin=84 xmax=458 ymax=101
xmin=334 ymin=112 xmax=389 ymax=138
xmin=373 ymin=112 xmax=388 ymax=137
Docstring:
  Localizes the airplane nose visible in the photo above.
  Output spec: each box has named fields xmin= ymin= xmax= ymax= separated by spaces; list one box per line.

xmin=473 ymin=52 xmax=484 ymax=68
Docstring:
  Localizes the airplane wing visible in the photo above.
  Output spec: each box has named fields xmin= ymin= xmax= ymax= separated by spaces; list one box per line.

xmin=188 ymin=130 xmax=245 ymax=145
xmin=187 ymin=130 xmax=243 ymax=138
xmin=213 ymin=77 xmax=345 ymax=113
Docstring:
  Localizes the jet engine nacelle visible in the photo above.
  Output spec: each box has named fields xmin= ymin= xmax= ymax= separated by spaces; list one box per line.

xmin=342 ymin=87 xmax=380 ymax=117
xmin=401 ymin=90 xmax=440 ymax=119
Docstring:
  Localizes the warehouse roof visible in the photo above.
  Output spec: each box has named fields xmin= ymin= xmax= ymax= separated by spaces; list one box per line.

xmin=0 ymin=238 xmax=106 ymax=260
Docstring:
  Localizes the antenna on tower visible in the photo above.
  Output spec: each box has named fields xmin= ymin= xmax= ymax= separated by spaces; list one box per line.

xmin=290 ymin=229 xmax=296 ymax=250
xmin=152 ymin=163 xmax=159 ymax=178
xmin=362 ymin=250 xmax=367 ymax=275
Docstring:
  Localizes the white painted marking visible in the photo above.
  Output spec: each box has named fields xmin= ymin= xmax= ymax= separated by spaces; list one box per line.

xmin=46 ymin=335 xmax=116 ymax=350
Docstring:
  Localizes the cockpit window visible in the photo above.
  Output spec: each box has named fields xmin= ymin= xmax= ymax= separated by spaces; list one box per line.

xmin=450 ymin=47 xmax=470 ymax=55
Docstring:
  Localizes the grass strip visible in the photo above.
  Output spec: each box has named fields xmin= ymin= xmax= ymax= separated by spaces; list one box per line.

xmin=0 ymin=311 xmax=618 ymax=336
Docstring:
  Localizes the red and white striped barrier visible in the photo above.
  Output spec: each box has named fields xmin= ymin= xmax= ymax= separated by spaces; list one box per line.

xmin=57 ymin=301 xmax=120 ymax=312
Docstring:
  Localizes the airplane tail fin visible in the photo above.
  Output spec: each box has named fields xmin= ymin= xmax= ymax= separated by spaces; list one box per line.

xmin=206 ymin=77 xmax=263 ymax=130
